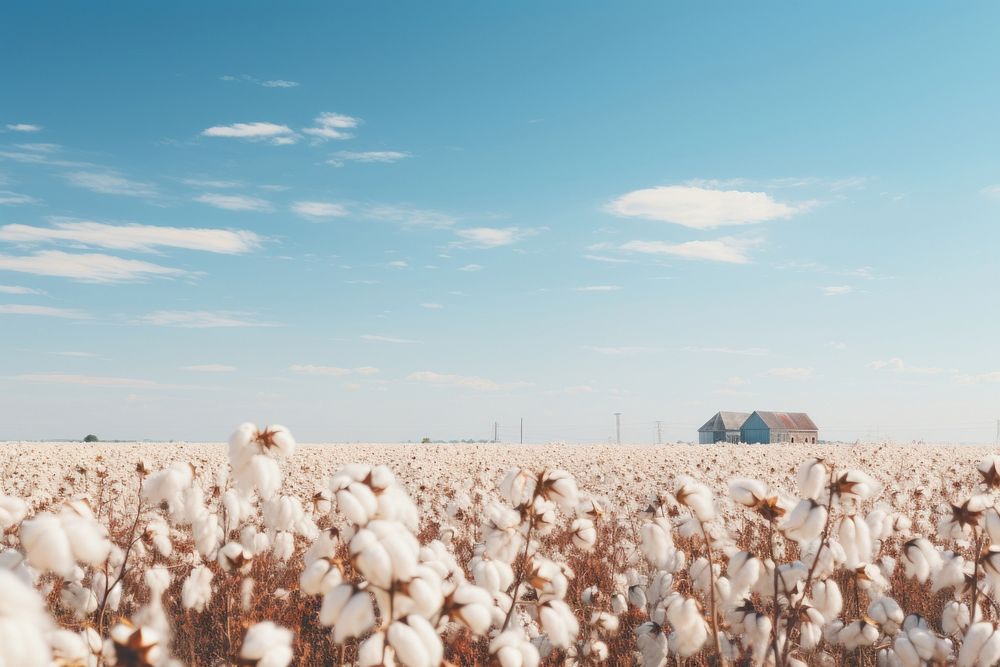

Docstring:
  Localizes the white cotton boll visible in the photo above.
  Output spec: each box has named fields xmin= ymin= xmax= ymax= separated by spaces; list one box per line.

xmin=490 ymin=630 xmax=541 ymax=667
xmin=744 ymin=613 xmax=772 ymax=666
xmin=263 ymin=496 xmax=305 ymax=534
xmin=838 ymin=514 xmax=873 ymax=568
xmin=387 ymin=615 xmax=442 ymax=667
xmin=142 ymin=463 xmax=194 ymax=521
xmin=0 ymin=495 xmax=27 ymax=530
xmin=590 ymin=611 xmax=619 ymax=634
xmin=241 ymin=577 xmax=255 ymax=611
xmin=248 ymin=455 xmax=282 ymax=500
xmin=640 ymin=518 xmax=680 ymax=571
xmin=182 ymin=565 xmax=214 ymax=612
xmin=689 ymin=557 xmax=715 ymax=594
xmin=812 ymin=579 xmax=843 ymax=621
xmin=60 ymin=581 xmax=98 ymax=619
xmin=628 ymin=584 xmax=647 ymax=610
xmin=540 ymin=599 xmax=579 ymax=649
xmin=358 ymin=633 xmax=393 ymax=667
xmin=0 ymin=570 xmax=53 ymax=667
xmin=866 ymin=505 xmax=895 ymax=542
xmin=839 ymin=620 xmax=879 ymax=649
xmin=450 ymin=583 xmax=493 ymax=635
xmin=985 ymin=509 xmax=1000 ymax=546
xmin=529 ymin=558 xmax=570 ymax=600
xmin=375 ymin=486 xmax=419 ymax=532
xmin=868 ymin=596 xmax=904 ymax=634
xmin=933 ymin=551 xmax=969 ymax=593
xmin=218 ymin=541 xmax=254 ymax=574
xmin=674 ymin=477 xmax=714 ymax=522
xmin=571 ymin=518 xmax=597 ymax=551
xmin=958 ymin=622 xmax=994 ymax=667
xmin=729 ymin=478 xmax=768 ymax=507
xmin=49 ymin=629 xmax=90 ymax=666
xmin=300 ymin=558 xmax=343 ymax=596
xmin=540 ymin=470 xmax=578 ymax=513
xmin=500 ymin=468 xmax=537 ymax=507
xmin=183 ymin=484 xmax=207 ymax=525
xmin=902 ymin=538 xmax=942 ymax=583
xmin=727 ymin=551 xmax=761 ymax=599
xmin=145 ymin=517 xmax=173 ymax=557
xmin=472 ymin=555 xmax=514 ymax=595
xmin=483 ymin=502 xmax=524 ymax=563
xmin=943 ymin=601 xmax=971 ymax=636
xmin=240 ymin=621 xmax=294 ymax=667
xmin=611 ymin=592 xmax=628 ymax=616
xmin=583 ymin=640 xmax=609 ymax=661
xmin=783 ymin=499 xmax=827 ymax=544
xmin=336 ymin=485 xmax=374 ymax=526
xmin=272 ymin=531 xmax=295 ymax=562
xmin=797 ymin=458 xmax=828 ymax=500
xmin=666 ymin=596 xmax=709 ymax=657
xmin=193 ymin=512 xmax=221 ymax=558
xmin=799 ymin=607 xmax=825 ymax=649
xmin=322 ymin=585 xmax=376 ymax=643
xmin=222 ymin=488 xmax=247 ymax=528
xmin=20 ymin=512 xmax=75 ymax=577
xmin=145 ymin=566 xmax=171 ymax=597
xmin=636 ymin=622 xmax=668 ymax=667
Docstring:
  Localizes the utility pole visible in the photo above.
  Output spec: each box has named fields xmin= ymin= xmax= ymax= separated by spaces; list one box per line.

xmin=656 ymin=420 xmax=663 ymax=445
xmin=614 ymin=412 xmax=622 ymax=446
xmin=493 ymin=421 xmax=499 ymax=443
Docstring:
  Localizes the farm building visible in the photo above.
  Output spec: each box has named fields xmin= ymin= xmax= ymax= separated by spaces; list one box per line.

xmin=698 ymin=411 xmax=751 ymax=444
xmin=740 ymin=411 xmax=818 ymax=444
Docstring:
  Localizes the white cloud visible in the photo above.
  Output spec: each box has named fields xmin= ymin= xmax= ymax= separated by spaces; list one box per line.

xmin=0 ymin=191 xmax=38 ymax=205
xmin=136 ymin=311 xmax=277 ymax=328
xmin=583 ymin=254 xmax=631 ymax=264
xmin=0 ymin=284 xmax=45 ymax=295
xmin=608 ymin=185 xmax=808 ymax=228
xmin=6 ymin=124 xmax=41 ymax=132
xmin=262 ymin=79 xmax=298 ymax=88
xmin=687 ymin=346 xmax=769 ymax=356
xmin=0 ymin=220 xmax=261 ymax=254
xmin=361 ymin=334 xmax=418 ymax=344
xmin=870 ymin=358 xmax=945 ymax=374
xmin=180 ymin=178 xmax=243 ymax=189
xmin=574 ymin=285 xmax=622 ymax=292
xmin=328 ymin=151 xmax=410 ymax=166
xmin=620 ymin=238 xmax=754 ymax=264
xmin=981 ymin=185 xmax=1000 ymax=197
xmin=290 ymin=364 xmax=380 ymax=376
xmin=458 ymin=264 xmax=482 ymax=272
xmin=388 ymin=260 xmax=408 ymax=269
xmin=421 ymin=303 xmax=443 ymax=309
xmin=303 ymin=112 xmax=359 ymax=141
xmin=201 ymin=122 xmax=297 ymax=144
xmin=406 ymin=371 xmax=530 ymax=392
xmin=765 ymin=367 xmax=814 ymax=379
xmin=13 ymin=373 xmax=184 ymax=389
xmin=292 ymin=201 xmax=349 ymax=220
xmin=54 ymin=351 xmax=98 ymax=357
xmin=0 ymin=251 xmax=184 ymax=283
xmin=66 ymin=171 xmax=158 ymax=198
xmin=15 ymin=143 xmax=59 ymax=153
xmin=581 ymin=345 xmax=658 ymax=355
xmin=956 ymin=371 xmax=1000 ymax=384
xmin=0 ymin=304 xmax=91 ymax=318
xmin=454 ymin=227 xmax=535 ymax=248
xmin=823 ymin=285 xmax=853 ymax=296
xmin=727 ymin=376 xmax=749 ymax=386
xmin=364 ymin=205 xmax=456 ymax=229
xmin=181 ymin=364 xmax=237 ymax=372
xmin=195 ymin=193 xmax=273 ymax=212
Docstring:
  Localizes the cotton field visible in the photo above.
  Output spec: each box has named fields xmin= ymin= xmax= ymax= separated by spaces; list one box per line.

xmin=3 ymin=427 xmax=1000 ymax=666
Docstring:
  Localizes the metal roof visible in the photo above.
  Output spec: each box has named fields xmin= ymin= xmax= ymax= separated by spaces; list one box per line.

xmin=751 ymin=411 xmax=818 ymax=431
xmin=698 ymin=411 xmax=751 ymax=432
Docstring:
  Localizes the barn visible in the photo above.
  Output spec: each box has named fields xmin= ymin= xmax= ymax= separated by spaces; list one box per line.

xmin=698 ymin=411 xmax=751 ymax=444
xmin=740 ymin=411 xmax=818 ymax=444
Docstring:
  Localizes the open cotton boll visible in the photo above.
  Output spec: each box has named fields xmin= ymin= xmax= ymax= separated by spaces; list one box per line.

xmin=387 ymin=615 xmax=442 ymax=667
xmin=539 ymin=470 xmax=578 ymax=513
xmin=321 ymin=584 xmax=376 ymax=643
xmin=636 ymin=622 xmax=668 ymax=667
xmin=667 ymin=596 xmax=709 ymax=657
xmin=192 ymin=512 xmax=222 ymax=559
xmin=19 ymin=512 xmax=76 ymax=577
xmin=958 ymin=622 xmax=999 ymax=667
xmin=590 ymin=611 xmax=619 ymax=634
xmin=144 ymin=518 xmax=172 ymax=557
xmin=0 ymin=570 xmax=53 ymax=666
xmin=472 ymin=553 xmax=515 ymax=595
xmin=796 ymin=458 xmax=828 ymax=500
xmin=934 ymin=551 xmax=971 ymax=593
xmin=109 ymin=622 xmax=163 ymax=667
xmin=142 ymin=463 xmax=194 ymax=522
xmin=0 ymin=494 xmax=27 ymax=530
xmin=300 ymin=557 xmax=343 ymax=596
xmin=240 ymin=622 xmax=294 ymax=667
xmin=639 ymin=517 xmax=677 ymax=570
xmin=60 ymin=581 xmax=98 ymax=619
xmin=783 ymin=499 xmax=827 ymax=544
xmin=272 ymin=531 xmax=295 ymax=562
xmin=262 ymin=495 xmax=305 ymax=534
xmin=448 ymin=583 xmax=494 ymax=635
xmin=570 ymin=518 xmax=596 ymax=551
xmin=901 ymin=538 xmax=942 ymax=583
xmin=674 ymin=476 xmax=715 ymax=522
xmin=489 ymin=629 xmax=541 ymax=667
xmin=835 ymin=470 xmax=880 ymax=502
xmin=482 ymin=502 xmax=524 ymax=563
xmin=49 ymin=628 xmax=91 ymax=666
xmin=810 ymin=579 xmax=843 ymax=622
xmin=357 ymin=633 xmax=394 ymax=667
xmin=729 ymin=478 xmax=769 ymax=508
xmin=500 ymin=468 xmax=537 ymax=508
xmin=838 ymin=515 xmax=873 ymax=569
xmin=181 ymin=565 xmax=214 ymax=612
xmin=539 ymin=599 xmax=579 ymax=649
xmin=218 ymin=541 xmax=254 ymax=574
xmin=868 ymin=596 xmax=905 ymax=634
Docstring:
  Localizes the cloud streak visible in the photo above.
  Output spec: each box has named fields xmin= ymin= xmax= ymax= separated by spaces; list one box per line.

xmin=620 ymin=238 xmax=754 ymax=264
xmin=136 ymin=311 xmax=278 ymax=328
xmin=0 ymin=304 xmax=91 ymax=318
xmin=0 ymin=251 xmax=184 ymax=283
xmin=0 ymin=220 xmax=261 ymax=254
xmin=608 ymin=185 xmax=809 ymax=229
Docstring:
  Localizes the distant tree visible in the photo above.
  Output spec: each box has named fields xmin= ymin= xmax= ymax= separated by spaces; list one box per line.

xmin=83 ymin=434 xmax=99 ymax=442
xmin=421 ymin=437 xmax=431 ymax=444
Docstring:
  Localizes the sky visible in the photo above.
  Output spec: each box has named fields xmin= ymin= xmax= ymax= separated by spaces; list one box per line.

xmin=2 ymin=3 xmax=1000 ymax=444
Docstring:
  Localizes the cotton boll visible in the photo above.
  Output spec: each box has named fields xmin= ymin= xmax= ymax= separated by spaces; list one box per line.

xmin=358 ymin=633 xmax=393 ymax=667
xmin=666 ymin=596 xmax=709 ymax=657
xmin=838 ymin=619 xmax=879 ymax=649
xmin=109 ymin=622 xmax=163 ymax=667
xmin=868 ymin=596 xmax=904 ymax=634
xmin=590 ymin=611 xmax=619 ymax=634
xmin=835 ymin=470 xmax=879 ymax=501
xmin=0 ymin=495 xmax=27 ymax=530
xmin=943 ymin=601 xmax=971 ymax=636
xmin=570 ymin=518 xmax=597 ymax=551
xmin=300 ymin=558 xmax=343 ymax=596
xmin=19 ymin=512 xmax=75 ymax=577
xmin=482 ymin=502 xmax=524 ymax=563
xmin=0 ymin=570 xmax=53 ymax=666
xmin=193 ymin=512 xmax=221 ymax=559
xmin=540 ymin=470 xmax=578 ymax=513
xmin=628 ymin=584 xmax=647 ymax=610
xmin=901 ymin=538 xmax=942 ymax=583
xmin=636 ymin=622 xmax=668 ymax=667
xmin=783 ymin=499 xmax=827 ymax=544
xmin=958 ymin=622 xmax=994 ymax=667
xmin=674 ymin=476 xmax=714 ymax=522
xmin=500 ymin=468 xmax=537 ymax=507
xmin=218 ymin=541 xmax=254 ymax=574
xmin=729 ymin=479 xmax=768 ymax=508
xmin=144 ymin=518 xmax=172 ymax=557
xmin=248 ymin=455 xmax=282 ymax=500
xmin=60 ymin=581 xmax=98 ymax=619
xmin=388 ymin=615 xmax=442 ymax=667
xmin=489 ymin=629 xmax=540 ymax=667
xmin=241 ymin=577 xmax=256 ymax=612
xmin=812 ymin=579 xmax=843 ymax=621
xmin=838 ymin=515 xmax=873 ymax=568
xmin=799 ymin=607 xmax=825 ymax=649
xmin=539 ymin=599 xmax=579 ymax=649
xmin=640 ymin=518 xmax=680 ymax=571
xmin=727 ymin=551 xmax=761 ymax=599
xmin=472 ymin=554 xmax=514 ymax=595
xmin=240 ymin=621 xmax=294 ymax=667
xmin=49 ymin=629 xmax=91 ymax=666
xmin=142 ymin=463 xmax=193 ymax=521
xmin=182 ymin=565 xmax=214 ymax=612
xmin=934 ymin=551 xmax=970 ymax=593
xmin=797 ymin=458 xmax=828 ymax=500
xmin=449 ymin=583 xmax=494 ymax=635
xmin=272 ymin=531 xmax=295 ymax=562
xmin=321 ymin=585 xmax=376 ymax=643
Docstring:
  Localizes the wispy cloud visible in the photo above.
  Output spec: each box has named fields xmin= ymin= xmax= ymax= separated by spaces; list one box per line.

xmin=195 ymin=193 xmax=273 ymax=212
xmin=406 ymin=370 xmax=531 ymax=392
xmin=956 ymin=371 xmax=1000 ymax=384
xmin=765 ymin=367 xmax=813 ymax=379
xmin=608 ymin=184 xmax=811 ymax=229
xmin=0 ymin=284 xmax=45 ymax=295
xmin=201 ymin=122 xmax=298 ymax=145
xmin=458 ymin=264 xmax=482 ymax=272
xmin=574 ymin=285 xmax=621 ymax=292
xmin=0 ymin=304 xmax=91 ymax=318
xmin=180 ymin=178 xmax=243 ymax=189
xmin=136 ymin=311 xmax=278 ymax=328
xmin=364 ymin=205 xmax=456 ymax=229
xmin=303 ymin=112 xmax=359 ymax=141
xmin=220 ymin=74 xmax=299 ymax=88
xmin=581 ymin=345 xmax=658 ymax=355
xmin=686 ymin=346 xmax=770 ymax=356
xmin=583 ymin=254 xmax=631 ymax=264
xmin=0 ymin=251 xmax=184 ymax=283
xmin=289 ymin=364 xmax=380 ymax=376
xmin=454 ymin=227 xmax=536 ymax=248
xmin=0 ymin=219 xmax=261 ymax=254
xmin=13 ymin=373 xmax=190 ymax=389
xmin=981 ymin=185 xmax=1000 ymax=198
xmin=823 ymin=285 xmax=853 ymax=296
xmin=328 ymin=150 xmax=410 ymax=167
xmin=360 ymin=334 xmax=418 ymax=344
xmin=421 ymin=303 xmax=444 ymax=309
xmin=0 ymin=191 xmax=38 ymax=205
xmin=620 ymin=238 xmax=755 ymax=264
xmin=65 ymin=171 xmax=158 ymax=198
xmin=291 ymin=201 xmax=349 ymax=220
xmin=6 ymin=123 xmax=41 ymax=132
xmin=181 ymin=364 xmax=237 ymax=372
xmin=869 ymin=358 xmax=945 ymax=374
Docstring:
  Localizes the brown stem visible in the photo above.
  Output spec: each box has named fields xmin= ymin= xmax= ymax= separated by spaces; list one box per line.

xmin=699 ymin=519 xmax=726 ymax=667
xmin=502 ymin=509 xmax=538 ymax=631
xmin=768 ymin=520 xmax=783 ymax=667
xmin=972 ymin=529 xmax=986 ymax=617
xmin=95 ymin=474 xmax=144 ymax=634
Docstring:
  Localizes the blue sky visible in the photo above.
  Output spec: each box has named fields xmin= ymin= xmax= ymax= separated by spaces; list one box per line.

xmin=2 ymin=3 xmax=1000 ymax=443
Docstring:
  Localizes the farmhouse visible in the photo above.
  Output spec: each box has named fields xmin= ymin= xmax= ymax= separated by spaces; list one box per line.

xmin=698 ymin=410 xmax=819 ymax=444
xmin=698 ymin=411 xmax=750 ymax=444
